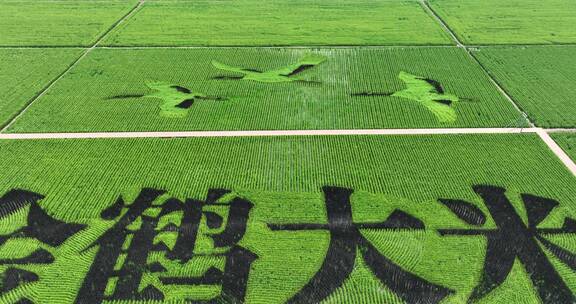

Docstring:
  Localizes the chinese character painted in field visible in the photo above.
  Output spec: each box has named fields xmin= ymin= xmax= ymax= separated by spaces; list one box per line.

xmin=351 ymin=71 xmax=475 ymax=123
xmin=75 ymin=188 xmax=257 ymax=303
xmin=107 ymin=82 xmax=227 ymax=118
xmin=211 ymin=54 xmax=326 ymax=83
xmin=438 ymin=185 xmax=576 ymax=303
xmin=0 ymin=189 xmax=86 ymax=304
xmin=268 ymin=186 xmax=454 ymax=304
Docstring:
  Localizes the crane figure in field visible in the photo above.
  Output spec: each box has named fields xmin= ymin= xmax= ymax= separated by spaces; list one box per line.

xmin=211 ymin=54 xmax=327 ymax=83
xmin=107 ymin=82 xmax=226 ymax=118
xmin=352 ymin=71 xmax=462 ymax=123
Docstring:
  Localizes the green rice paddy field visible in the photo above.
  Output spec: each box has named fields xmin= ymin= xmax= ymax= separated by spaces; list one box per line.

xmin=0 ymin=134 xmax=575 ymax=303
xmin=552 ymin=133 xmax=576 ymax=162
xmin=0 ymin=0 xmax=139 ymax=46
xmin=0 ymin=49 xmax=82 ymax=128
xmin=428 ymin=0 xmax=576 ymax=45
xmin=102 ymin=0 xmax=451 ymax=46
xmin=6 ymin=47 xmax=525 ymax=132
xmin=473 ymin=46 xmax=576 ymax=128
xmin=0 ymin=0 xmax=575 ymax=303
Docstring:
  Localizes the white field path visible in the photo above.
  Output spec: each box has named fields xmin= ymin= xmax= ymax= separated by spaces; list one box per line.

xmin=0 ymin=127 xmax=542 ymax=139
xmin=536 ymin=129 xmax=576 ymax=176
xmin=0 ymin=0 xmax=575 ymax=177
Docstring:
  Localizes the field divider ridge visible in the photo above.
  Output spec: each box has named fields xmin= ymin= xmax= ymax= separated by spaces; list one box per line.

xmin=0 ymin=0 xmax=146 ymax=133
xmin=546 ymin=128 xmax=576 ymax=133
xmin=0 ymin=128 xmax=543 ymax=140
xmin=5 ymin=43 xmax=574 ymax=49
xmin=96 ymin=44 xmax=458 ymax=49
xmin=92 ymin=43 xmax=576 ymax=49
xmin=418 ymin=0 xmax=463 ymax=48
xmin=420 ymin=0 xmax=534 ymax=127
xmin=536 ymin=129 xmax=576 ymax=176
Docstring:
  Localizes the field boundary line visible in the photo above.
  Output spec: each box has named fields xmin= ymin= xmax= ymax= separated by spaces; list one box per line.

xmin=418 ymin=1 xmax=462 ymax=48
xmin=0 ymin=128 xmax=541 ymax=140
xmin=95 ymin=45 xmax=456 ymax=49
xmin=0 ymin=0 xmax=146 ymax=133
xmin=0 ymin=50 xmax=88 ymax=131
xmin=468 ymin=44 xmax=576 ymax=48
xmin=546 ymin=128 xmax=576 ymax=133
xmin=3 ymin=43 xmax=576 ymax=49
xmin=0 ymin=46 xmax=89 ymax=49
xmin=536 ymin=129 xmax=576 ymax=176
xmin=420 ymin=0 xmax=535 ymax=129
xmin=4 ymin=44 xmax=575 ymax=49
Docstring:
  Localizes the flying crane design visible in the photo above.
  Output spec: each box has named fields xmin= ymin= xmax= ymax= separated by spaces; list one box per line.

xmin=353 ymin=71 xmax=463 ymax=123
xmin=107 ymin=82 xmax=226 ymax=118
xmin=211 ymin=54 xmax=327 ymax=83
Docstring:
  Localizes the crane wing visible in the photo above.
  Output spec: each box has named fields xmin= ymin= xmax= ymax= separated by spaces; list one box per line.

xmin=144 ymin=82 xmax=195 ymax=118
xmin=422 ymin=100 xmax=457 ymax=123
xmin=211 ymin=60 xmax=251 ymax=75
xmin=397 ymin=71 xmax=436 ymax=95
xmin=270 ymin=54 xmax=327 ymax=76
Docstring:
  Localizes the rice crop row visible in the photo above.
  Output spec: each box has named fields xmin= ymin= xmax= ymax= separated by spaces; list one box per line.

xmin=0 ymin=0 xmax=139 ymax=46
xmin=0 ymin=48 xmax=82 ymax=128
xmin=0 ymin=134 xmax=574 ymax=303
xmin=473 ymin=46 xmax=576 ymax=128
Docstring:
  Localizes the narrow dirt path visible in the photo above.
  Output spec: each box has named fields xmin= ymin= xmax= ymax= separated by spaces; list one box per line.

xmin=0 ymin=127 xmax=540 ymax=139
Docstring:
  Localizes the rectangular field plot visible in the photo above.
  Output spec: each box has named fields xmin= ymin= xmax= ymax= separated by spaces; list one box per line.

xmin=428 ymin=0 xmax=576 ymax=44
xmin=473 ymin=46 xmax=576 ymax=128
xmin=102 ymin=0 xmax=451 ymax=46
xmin=0 ymin=134 xmax=574 ymax=303
xmin=0 ymin=48 xmax=82 ymax=128
xmin=553 ymin=133 xmax=576 ymax=162
xmin=0 ymin=0 xmax=138 ymax=46
xmin=7 ymin=47 xmax=525 ymax=132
